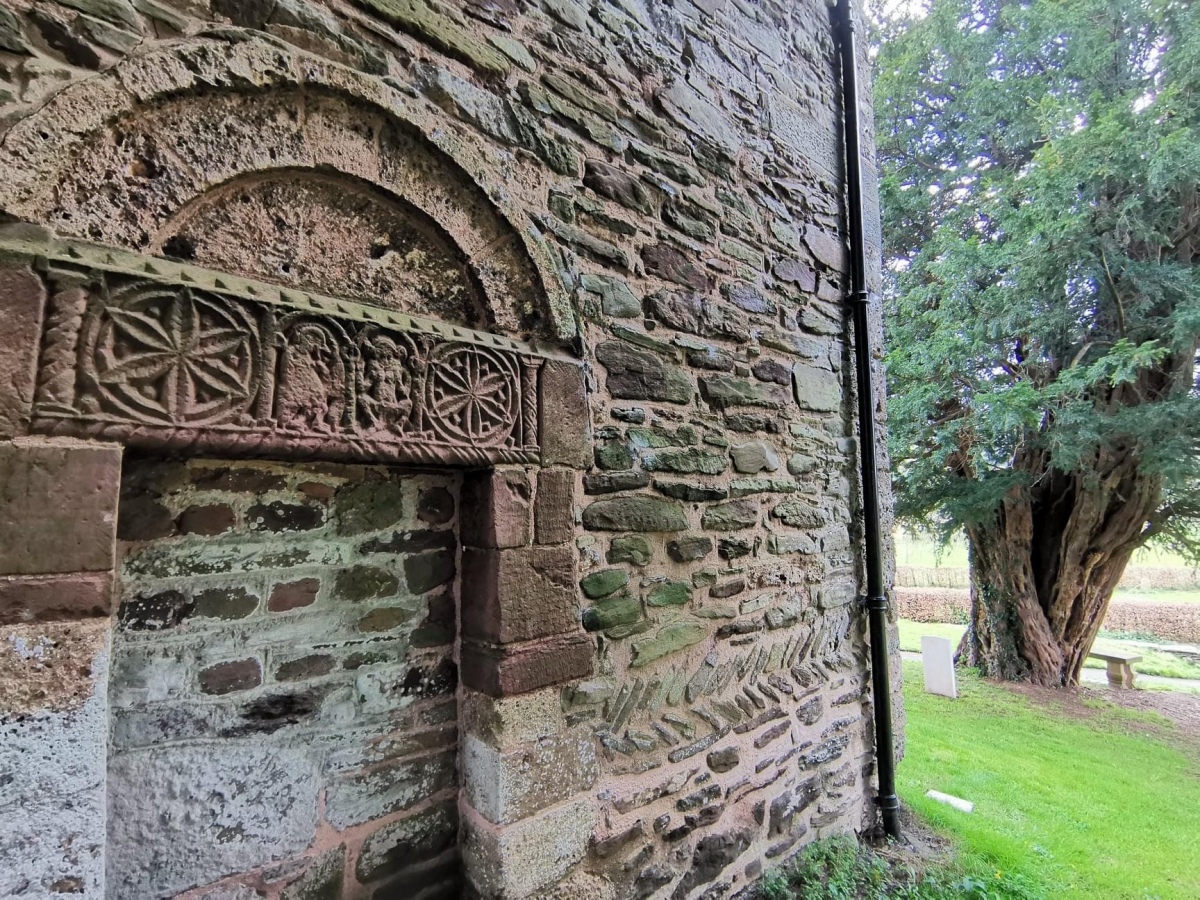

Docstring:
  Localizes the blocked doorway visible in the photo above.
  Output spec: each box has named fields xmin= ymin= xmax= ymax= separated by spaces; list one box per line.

xmin=109 ymin=456 xmax=462 ymax=899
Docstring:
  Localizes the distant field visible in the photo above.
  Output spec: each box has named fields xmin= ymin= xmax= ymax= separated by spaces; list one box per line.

xmin=895 ymin=532 xmax=1196 ymax=570
xmin=895 ymin=532 xmax=1199 ymax=600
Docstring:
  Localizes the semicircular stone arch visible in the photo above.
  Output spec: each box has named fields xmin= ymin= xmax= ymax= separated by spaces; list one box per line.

xmin=0 ymin=38 xmax=572 ymax=343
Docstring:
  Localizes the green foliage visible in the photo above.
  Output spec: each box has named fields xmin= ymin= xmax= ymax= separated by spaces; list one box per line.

xmin=875 ymin=0 xmax=1200 ymax=555
xmin=899 ymin=660 xmax=1200 ymax=897
xmin=755 ymin=833 xmax=1045 ymax=899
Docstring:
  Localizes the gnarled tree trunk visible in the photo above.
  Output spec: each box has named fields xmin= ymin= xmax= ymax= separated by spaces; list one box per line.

xmin=958 ymin=447 xmax=1162 ymax=686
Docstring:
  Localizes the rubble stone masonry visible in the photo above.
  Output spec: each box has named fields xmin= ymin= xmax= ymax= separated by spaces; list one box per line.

xmin=0 ymin=1 xmax=900 ymax=898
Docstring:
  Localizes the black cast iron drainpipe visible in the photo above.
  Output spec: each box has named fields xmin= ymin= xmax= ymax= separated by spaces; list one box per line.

xmin=833 ymin=0 xmax=902 ymax=840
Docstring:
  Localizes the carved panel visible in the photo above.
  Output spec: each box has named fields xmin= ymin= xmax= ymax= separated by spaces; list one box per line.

xmin=16 ymin=237 xmax=550 ymax=467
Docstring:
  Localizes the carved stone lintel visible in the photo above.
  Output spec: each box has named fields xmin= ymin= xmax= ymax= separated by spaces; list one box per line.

xmin=9 ymin=237 xmax=565 ymax=469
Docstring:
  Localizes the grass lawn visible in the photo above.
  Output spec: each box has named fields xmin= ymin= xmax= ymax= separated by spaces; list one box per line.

xmin=898 ymin=660 xmax=1200 ymax=899
xmin=897 ymin=620 xmax=1200 ymax=681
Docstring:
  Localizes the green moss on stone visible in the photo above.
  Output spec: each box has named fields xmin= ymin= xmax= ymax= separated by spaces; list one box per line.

xmin=582 ymin=593 xmax=642 ymax=632
xmin=608 ymin=535 xmax=653 ymax=566
xmin=581 ymin=568 xmax=630 ymax=599
xmin=646 ymin=581 xmax=692 ymax=607
xmin=631 ymin=621 xmax=706 ymax=667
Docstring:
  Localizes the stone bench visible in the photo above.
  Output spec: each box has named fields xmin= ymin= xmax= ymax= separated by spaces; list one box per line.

xmin=1088 ymin=650 xmax=1142 ymax=688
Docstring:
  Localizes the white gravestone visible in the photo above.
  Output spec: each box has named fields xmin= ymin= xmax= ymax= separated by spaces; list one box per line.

xmin=921 ymin=635 xmax=958 ymax=698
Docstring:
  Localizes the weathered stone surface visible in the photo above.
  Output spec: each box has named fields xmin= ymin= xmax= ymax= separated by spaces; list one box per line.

xmin=192 ymin=586 xmax=257 ymax=620
xmin=0 ymin=442 xmax=120 ymax=576
xmin=325 ymin=750 xmax=457 ymax=829
xmin=686 ymin=345 xmax=735 ymax=371
xmin=641 ymin=243 xmax=711 ymax=291
xmin=462 ymin=546 xmax=577 ymax=643
xmin=792 ymin=364 xmax=843 ymax=412
xmin=717 ymin=537 xmax=752 ymax=560
xmin=580 ymin=272 xmax=641 ymax=318
xmin=775 ymin=257 xmax=817 ymax=291
xmin=709 ymin=578 xmax=745 ymax=599
xmin=667 ymin=536 xmax=713 ymax=562
xmin=464 ymin=729 xmax=598 ymax=824
xmin=594 ymin=440 xmax=637 ymax=471
xmin=806 ymin=227 xmax=847 ymax=271
xmin=541 ymin=360 xmax=592 ymax=468
xmin=418 ymin=486 xmax=456 ymax=525
xmin=631 ymin=622 xmax=706 ymax=667
xmin=653 ymin=480 xmax=728 ymax=503
xmin=771 ymin=498 xmax=829 ymax=529
xmin=584 ymin=472 xmax=650 ymax=494
xmin=404 ymin=548 xmax=456 ymax=594
xmin=281 ymin=847 xmax=345 ymax=900
xmin=353 ymin=0 xmax=511 ymax=76
xmin=581 ymin=568 xmax=629 ymax=599
xmin=699 ymin=376 xmax=788 ymax=411
xmin=645 ymin=581 xmax=692 ymax=607
xmin=335 ymin=481 xmax=405 ymax=535
xmin=607 ymin=535 xmax=653 ymax=566
xmin=730 ymin=441 xmax=780 ymax=474
xmin=0 ymin=266 xmax=44 ymax=437
xmin=706 ymin=747 xmax=739 ymax=774
xmin=269 ymin=578 xmax=320 ymax=612
xmin=595 ymin=341 xmax=693 ymax=404
xmin=701 ymin=500 xmax=759 ymax=531
xmin=642 ymin=447 xmax=727 ymax=476
xmin=582 ymin=592 xmax=641 ymax=632
xmin=584 ymin=160 xmax=653 ymax=214
xmin=334 ymin=565 xmax=400 ymax=602
xmin=768 ymin=533 xmax=818 ymax=555
xmin=107 ymin=745 xmax=320 ymax=898
xmin=582 ymin=497 xmax=687 ymax=533
xmin=536 ymin=467 xmax=575 ymax=545
xmin=752 ymin=358 xmax=793 ymax=385
xmin=463 ymin=796 xmax=595 ymax=898
xmin=648 ymin=290 xmax=749 ymax=342
xmin=356 ymin=802 xmax=457 ymax=883
xmin=462 ymin=468 xmax=533 ymax=550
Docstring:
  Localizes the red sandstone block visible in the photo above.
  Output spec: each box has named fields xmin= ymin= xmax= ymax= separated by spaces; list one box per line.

xmin=460 ymin=545 xmax=577 ymax=644
xmin=0 ymin=265 xmax=46 ymax=438
xmin=269 ymin=577 xmax=320 ymax=612
xmin=460 ymin=468 xmax=532 ymax=549
xmin=199 ymin=658 xmax=262 ymax=695
xmin=0 ymin=572 xmax=112 ymax=624
xmin=535 ymin=467 xmax=574 ymax=545
xmin=460 ymin=633 xmax=594 ymax=697
xmin=177 ymin=504 xmax=236 ymax=536
xmin=539 ymin=360 xmax=590 ymax=469
xmin=0 ymin=440 xmax=122 ymax=576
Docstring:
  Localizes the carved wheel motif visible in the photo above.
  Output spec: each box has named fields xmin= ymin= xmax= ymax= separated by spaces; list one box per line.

xmin=84 ymin=285 xmax=258 ymax=426
xmin=424 ymin=344 xmax=518 ymax=444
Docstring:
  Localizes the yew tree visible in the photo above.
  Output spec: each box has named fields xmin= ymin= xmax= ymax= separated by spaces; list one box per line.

xmin=875 ymin=0 xmax=1200 ymax=685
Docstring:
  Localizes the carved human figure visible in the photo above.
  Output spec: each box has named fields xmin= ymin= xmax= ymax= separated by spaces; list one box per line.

xmin=275 ymin=322 xmax=345 ymax=432
xmin=358 ymin=334 xmax=414 ymax=435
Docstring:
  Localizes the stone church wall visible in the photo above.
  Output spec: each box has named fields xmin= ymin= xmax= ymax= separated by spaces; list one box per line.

xmin=0 ymin=1 xmax=898 ymax=898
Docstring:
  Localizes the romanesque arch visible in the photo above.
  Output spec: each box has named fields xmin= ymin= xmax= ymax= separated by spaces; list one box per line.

xmin=0 ymin=34 xmax=576 ymax=342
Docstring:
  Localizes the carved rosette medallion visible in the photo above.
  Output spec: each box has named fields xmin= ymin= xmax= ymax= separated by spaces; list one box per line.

xmin=23 ymin=240 xmax=550 ymax=466
xmin=425 ymin=344 xmax=519 ymax=445
xmin=80 ymin=283 xmax=260 ymax=426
